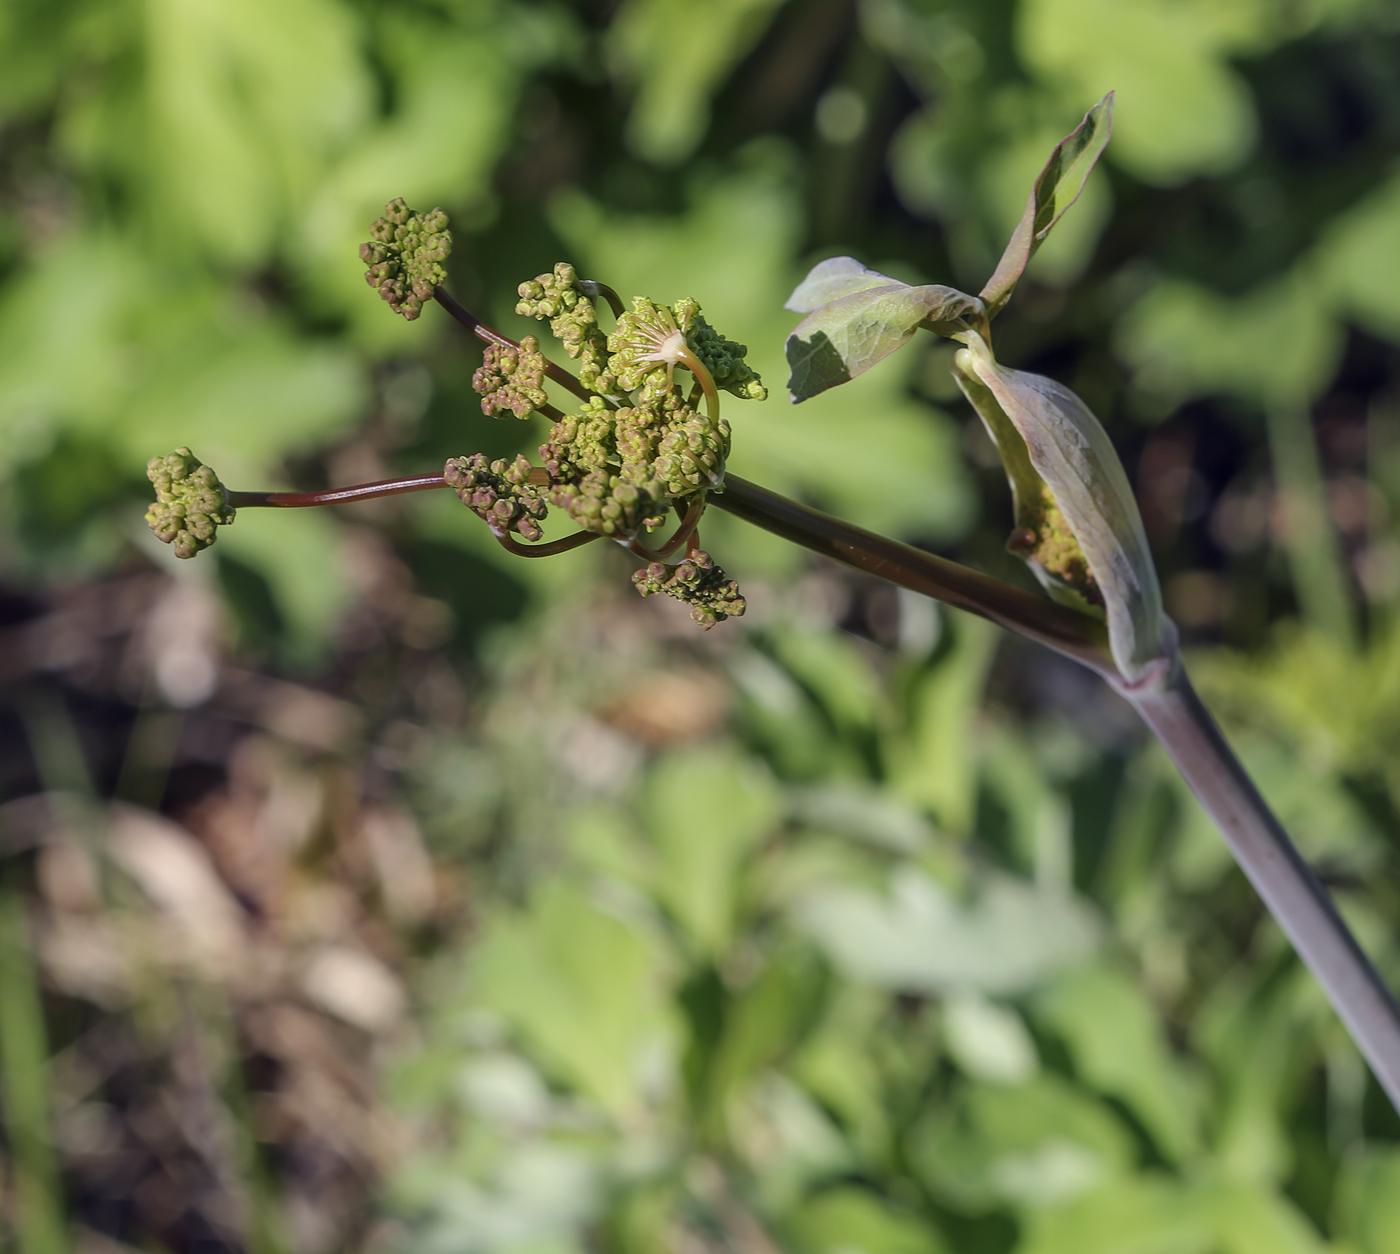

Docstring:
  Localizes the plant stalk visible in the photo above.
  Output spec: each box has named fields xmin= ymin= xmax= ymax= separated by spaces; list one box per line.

xmin=227 ymin=475 xmax=447 ymax=509
xmin=0 ymin=876 xmax=68 ymax=1254
xmin=1128 ymin=664 xmax=1400 ymax=1110
xmin=433 ymin=286 xmax=596 ymax=405
xmin=711 ymin=474 xmax=1115 ymax=675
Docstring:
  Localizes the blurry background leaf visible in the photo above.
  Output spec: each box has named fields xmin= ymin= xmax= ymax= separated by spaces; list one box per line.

xmin=796 ymin=866 xmax=1099 ymax=996
xmin=609 ymin=0 xmax=787 ymax=163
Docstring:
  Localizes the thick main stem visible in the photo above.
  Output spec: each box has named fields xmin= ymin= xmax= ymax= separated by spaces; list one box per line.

xmin=1130 ymin=666 xmax=1400 ymax=1109
xmin=711 ymin=474 xmax=1115 ymax=676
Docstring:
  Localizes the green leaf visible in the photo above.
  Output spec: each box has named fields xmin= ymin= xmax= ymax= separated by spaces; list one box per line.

xmin=979 ymin=93 xmax=1114 ymax=318
xmin=889 ymin=615 xmax=999 ymax=836
xmin=785 ymin=256 xmax=904 ymax=313
xmin=609 ymin=0 xmax=787 ymax=163
xmin=472 ymin=880 xmax=675 ymax=1122
xmin=782 ymin=1186 xmax=947 ymax=1254
xmin=1317 ymin=166 xmax=1400 ymax=342
xmin=1017 ymin=0 xmax=1259 ymax=185
xmin=1018 ymin=1175 xmax=1211 ymax=1254
xmin=785 ymin=282 xmax=983 ymax=403
xmin=942 ymin=992 xmax=1039 ymax=1086
xmin=1035 ymin=968 xmax=1201 ymax=1163
xmin=699 ymin=947 xmax=827 ymax=1133
xmin=794 ymin=865 xmax=1098 ymax=996
xmin=640 ymin=747 xmax=783 ymax=957
xmin=1202 ymin=1181 xmax=1329 ymax=1254
xmin=1115 ymin=273 xmax=1341 ymax=410
xmin=909 ymin=1073 xmax=1136 ymax=1212
xmin=1334 ymin=1146 xmax=1400 ymax=1254
xmin=0 ymin=881 xmax=66 ymax=1254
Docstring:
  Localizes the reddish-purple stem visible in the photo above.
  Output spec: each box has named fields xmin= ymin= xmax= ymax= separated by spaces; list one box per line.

xmin=625 ymin=494 xmax=707 ymax=563
xmin=226 ymin=475 xmax=447 ymax=509
xmin=492 ymin=530 xmax=601 ymax=558
xmin=433 ymin=286 xmax=595 ymax=405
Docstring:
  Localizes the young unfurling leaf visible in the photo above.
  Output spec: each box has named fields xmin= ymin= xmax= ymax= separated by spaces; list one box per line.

xmin=954 ymin=331 xmax=1172 ymax=682
xmin=979 ymin=93 xmax=1114 ymax=318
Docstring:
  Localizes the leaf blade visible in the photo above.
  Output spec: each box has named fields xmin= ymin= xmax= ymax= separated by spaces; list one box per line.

xmin=786 ymin=283 xmax=983 ymax=402
xmin=785 ymin=256 xmax=904 ymax=313
xmin=980 ymin=93 xmax=1115 ymax=318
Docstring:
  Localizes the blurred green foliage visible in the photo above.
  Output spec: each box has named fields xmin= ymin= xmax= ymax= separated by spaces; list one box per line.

xmin=390 ymin=593 xmax=1400 ymax=1253
xmin=5 ymin=0 xmax=1400 ymax=1252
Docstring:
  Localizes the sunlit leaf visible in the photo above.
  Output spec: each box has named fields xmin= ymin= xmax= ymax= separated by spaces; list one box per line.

xmin=943 ymin=992 xmax=1040 ymax=1086
xmin=1018 ymin=1176 xmax=1210 ymax=1254
xmin=786 ymin=282 xmax=983 ymax=403
xmin=1334 ymin=1147 xmax=1400 ymax=1254
xmin=640 ymin=747 xmax=782 ymax=957
xmin=472 ymin=880 xmax=676 ymax=1121
xmin=979 ymin=92 xmax=1114 ymax=317
xmin=1035 ymin=968 xmax=1201 ymax=1163
xmin=1018 ymin=0 xmax=1258 ymax=185
xmin=1115 ymin=273 xmax=1341 ymax=410
xmin=909 ymin=1074 xmax=1135 ymax=1212
xmin=782 ymin=1186 xmax=946 ymax=1254
xmin=1203 ymin=1181 xmax=1329 ymax=1254
xmin=784 ymin=256 xmax=904 ymax=313
xmin=609 ymin=0 xmax=787 ymax=163
xmin=889 ymin=615 xmax=999 ymax=836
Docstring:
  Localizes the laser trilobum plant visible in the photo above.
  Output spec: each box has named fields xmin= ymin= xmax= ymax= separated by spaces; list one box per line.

xmin=146 ymin=96 xmax=1400 ymax=1109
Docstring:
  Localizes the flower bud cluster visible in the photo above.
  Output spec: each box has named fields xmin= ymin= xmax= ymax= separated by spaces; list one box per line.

xmin=444 ymin=453 xmax=549 ymax=541
xmin=461 ymin=260 xmax=766 ymax=625
xmin=146 ymin=448 xmax=235 ymax=558
xmin=473 ymin=336 xmax=548 ymax=419
xmin=671 ymin=297 xmax=767 ymax=401
xmin=516 ymin=263 xmax=615 ymax=393
xmin=360 ymin=199 xmax=452 ymax=321
xmin=540 ymin=398 xmax=670 ymax=536
xmin=608 ymin=298 xmax=690 ymax=397
xmin=632 ymin=550 xmax=746 ymax=628
xmin=1011 ymin=483 xmax=1102 ymax=607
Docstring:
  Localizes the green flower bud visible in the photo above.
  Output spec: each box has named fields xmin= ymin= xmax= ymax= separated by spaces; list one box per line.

xmin=359 ymin=199 xmax=452 ymax=321
xmin=672 ymin=297 xmax=767 ymax=401
xmin=515 ymin=262 xmax=615 ymax=394
xmin=146 ymin=448 xmax=235 ymax=558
